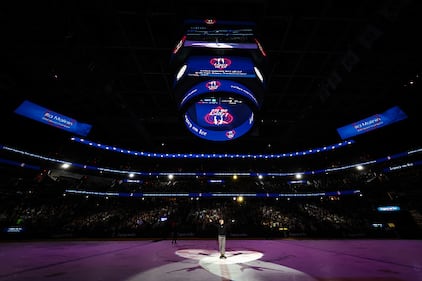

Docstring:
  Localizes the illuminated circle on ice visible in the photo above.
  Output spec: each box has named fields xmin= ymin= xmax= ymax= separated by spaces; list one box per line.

xmin=125 ymin=251 xmax=317 ymax=281
xmin=175 ymin=248 xmax=216 ymax=260
xmin=176 ymin=249 xmax=263 ymax=264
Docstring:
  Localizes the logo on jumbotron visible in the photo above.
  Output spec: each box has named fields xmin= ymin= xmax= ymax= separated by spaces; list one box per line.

xmin=205 ymin=80 xmax=221 ymax=91
xmin=226 ymin=130 xmax=236 ymax=139
xmin=204 ymin=106 xmax=234 ymax=126
xmin=204 ymin=18 xmax=216 ymax=25
xmin=210 ymin=58 xmax=232 ymax=69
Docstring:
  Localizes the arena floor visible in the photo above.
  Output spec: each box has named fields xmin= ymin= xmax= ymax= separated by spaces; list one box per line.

xmin=0 ymin=239 xmax=421 ymax=281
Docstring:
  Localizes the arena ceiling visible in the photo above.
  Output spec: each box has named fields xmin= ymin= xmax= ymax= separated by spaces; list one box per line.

xmin=1 ymin=0 xmax=421 ymax=164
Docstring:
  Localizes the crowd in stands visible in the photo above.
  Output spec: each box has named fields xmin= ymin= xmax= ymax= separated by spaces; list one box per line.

xmin=0 ymin=187 xmax=419 ymax=240
xmin=0 ymin=160 xmax=421 ymax=240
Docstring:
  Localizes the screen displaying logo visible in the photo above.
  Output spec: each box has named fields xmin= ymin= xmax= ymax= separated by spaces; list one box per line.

xmin=205 ymin=80 xmax=221 ymax=91
xmin=193 ymin=97 xmax=247 ymax=129
xmin=210 ymin=57 xmax=232 ymax=69
xmin=185 ymin=56 xmax=255 ymax=79
xmin=172 ymin=19 xmax=266 ymax=142
xmin=204 ymin=18 xmax=216 ymax=25
xmin=204 ymin=106 xmax=234 ymax=125
xmin=226 ymin=130 xmax=236 ymax=139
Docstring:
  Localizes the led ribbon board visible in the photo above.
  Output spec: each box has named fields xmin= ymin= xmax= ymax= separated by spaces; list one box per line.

xmin=180 ymin=79 xmax=259 ymax=109
xmin=14 ymin=100 xmax=92 ymax=137
xmin=336 ymin=106 xmax=408 ymax=140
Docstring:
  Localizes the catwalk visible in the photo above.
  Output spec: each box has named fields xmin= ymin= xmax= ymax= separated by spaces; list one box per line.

xmin=0 ymin=239 xmax=421 ymax=281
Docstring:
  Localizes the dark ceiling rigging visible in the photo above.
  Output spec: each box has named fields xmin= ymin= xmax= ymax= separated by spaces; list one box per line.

xmin=1 ymin=0 xmax=421 ymax=161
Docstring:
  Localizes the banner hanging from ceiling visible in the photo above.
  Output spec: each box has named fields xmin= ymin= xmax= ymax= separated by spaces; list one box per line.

xmin=336 ymin=106 xmax=408 ymax=140
xmin=14 ymin=100 xmax=92 ymax=137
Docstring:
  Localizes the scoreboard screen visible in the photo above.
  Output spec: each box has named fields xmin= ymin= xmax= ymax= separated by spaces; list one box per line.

xmin=171 ymin=19 xmax=267 ymax=142
xmin=190 ymin=97 xmax=250 ymax=130
xmin=184 ymin=18 xmax=257 ymax=46
xmin=185 ymin=56 xmax=256 ymax=78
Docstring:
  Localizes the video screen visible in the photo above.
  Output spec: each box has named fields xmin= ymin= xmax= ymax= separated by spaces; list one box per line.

xmin=183 ymin=19 xmax=258 ymax=50
xmin=187 ymin=97 xmax=251 ymax=131
xmin=186 ymin=56 xmax=256 ymax=78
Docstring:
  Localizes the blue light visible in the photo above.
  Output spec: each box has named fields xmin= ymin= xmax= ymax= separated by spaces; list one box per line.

xmin=2 ymin=144 xmax=420 ymax=178
xmin=377 ymin=206 xmax=401 ymax=212
xmin=69 ymin=136 xmax=360 ymax=159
